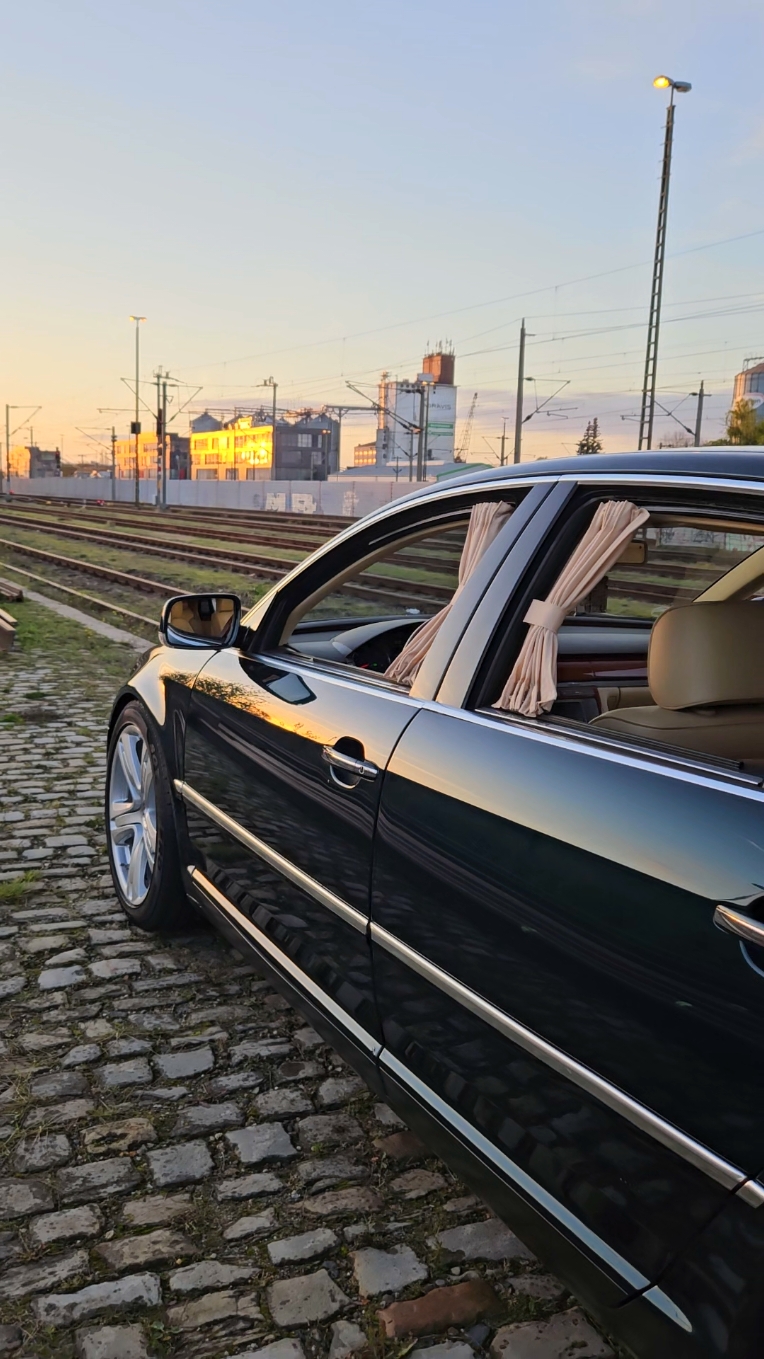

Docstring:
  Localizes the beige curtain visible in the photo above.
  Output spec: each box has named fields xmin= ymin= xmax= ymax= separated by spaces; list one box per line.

xmin=385 ymin=500 xmax=514 ymax=686
xmin=494 ymin=500 xmax=649 ymax=717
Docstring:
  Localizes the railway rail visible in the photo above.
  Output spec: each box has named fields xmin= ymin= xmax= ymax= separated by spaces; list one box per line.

xmin=0 ymin=534 xmax=451 ymax=611
xmin=0 ymin=512 xmax=457 ymax=603
xmin=0 ymin=503 xmax=462 ymax=574
xmin=0 ymin=561 xmax=157 ymax=628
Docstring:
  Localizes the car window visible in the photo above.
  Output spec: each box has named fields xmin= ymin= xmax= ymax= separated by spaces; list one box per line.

xmin=476 ymin=494 xmax=764 ymax=777
xmin=299 ymin=521 xmax=467 ymax=624
xmin=587 ymin=523 xmax=764 ymax=620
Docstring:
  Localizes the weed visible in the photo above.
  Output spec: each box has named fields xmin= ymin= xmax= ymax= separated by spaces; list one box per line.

xmin=0 ymin=871 xmax=39 ymax=902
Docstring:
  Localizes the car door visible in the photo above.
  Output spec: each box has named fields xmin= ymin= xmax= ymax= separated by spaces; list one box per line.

xmin=179 ymin=484 xmax=545 ymax=1059
xmin=182 ymin=648 xmax=413 ymax=1051
xmin=370 ymin=474 xmax=764 ymax=1314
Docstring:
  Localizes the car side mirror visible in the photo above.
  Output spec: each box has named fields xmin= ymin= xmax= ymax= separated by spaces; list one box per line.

xmin=159 ymin=594 xmax=242 ymax=649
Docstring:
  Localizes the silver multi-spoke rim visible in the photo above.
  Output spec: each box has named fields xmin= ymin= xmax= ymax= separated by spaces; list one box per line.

xmin=108 ymin=724 xmax=157 ymax=907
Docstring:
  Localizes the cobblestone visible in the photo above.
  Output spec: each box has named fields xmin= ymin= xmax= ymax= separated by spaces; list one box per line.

xmin=0 ymin=640 xmax=603 ymax=1359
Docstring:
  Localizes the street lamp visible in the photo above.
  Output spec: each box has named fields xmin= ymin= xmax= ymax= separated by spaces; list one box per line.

xmin=130 ymin=316 xmax=146 ymax=505
xmin=638 ymin=76 xmax=692 ymax=450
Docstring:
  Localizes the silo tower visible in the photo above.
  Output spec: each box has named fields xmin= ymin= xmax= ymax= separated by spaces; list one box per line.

xmin=733 ymin=357 xmax=764 ymax=413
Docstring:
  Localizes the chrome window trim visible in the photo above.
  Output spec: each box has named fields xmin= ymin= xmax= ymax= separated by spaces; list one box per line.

xmin=558 ymin=472 xmax=764 ymax=494
xmin=188 ymin=866 xmax=381 ymax=1056
xmin=242 ymin=471 xmax=764 ymax=627
xmin=176 ymin=779 xmax=368 ymax=935
xmin=233 ymin=651 xmax=764 ymax=803
xmin=471 ymin=707 xmax=764 ymax=801
xmin=371 ymin=921 xmax=759 ymax=1198
xmin=241 ymin=477 xmax=548 ymax=630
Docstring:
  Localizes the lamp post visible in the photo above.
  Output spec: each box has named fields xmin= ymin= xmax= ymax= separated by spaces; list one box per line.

xmin=129 ymin=316 xmax=146 ymax=505
xmin=638 ymin=76 xmax=692 ymax=451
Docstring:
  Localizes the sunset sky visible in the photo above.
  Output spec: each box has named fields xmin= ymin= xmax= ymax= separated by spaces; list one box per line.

xmin=2 ymin=0 xmax=764 ymax=465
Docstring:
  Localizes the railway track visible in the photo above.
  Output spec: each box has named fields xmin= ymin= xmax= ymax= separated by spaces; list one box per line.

xmin=0 ymin=512 xmax=456 ymax=603
xmin=0 ymin=503 xmax=462 ymax=574
xmin=0 ymin=534 xmax=451 ymax=610
xmin=10 ymin=502 xmax=338 ymax=554
xmin=0 ymin=561 xmax=157 ymax=628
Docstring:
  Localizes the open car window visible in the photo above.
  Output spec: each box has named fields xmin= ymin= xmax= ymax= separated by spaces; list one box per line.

xmin=281 ymin=518 xmax=469 ymax=677
xmin=476 ymin=495 xmax=764 ymax=779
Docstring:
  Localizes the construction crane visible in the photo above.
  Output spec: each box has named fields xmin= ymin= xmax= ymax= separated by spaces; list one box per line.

xmin=455 ymin=392 xmax=477 ymax=462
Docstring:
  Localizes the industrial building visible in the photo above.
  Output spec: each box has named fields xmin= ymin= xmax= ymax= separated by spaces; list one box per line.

xmin=8 ymin=445 xmax=61 ymax=477
xmin=189 ymin=411 xmax=339 ymax=481
xmin=351 ymin=345 xmax=458 ymax=477
xmin=113 ymin=432 xmax=190 ymax=480
xmin=734 ymin=358 xmax=764 ymax=413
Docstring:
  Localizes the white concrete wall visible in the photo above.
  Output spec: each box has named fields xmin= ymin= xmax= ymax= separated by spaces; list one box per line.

xmin=7 ymin=477 xmax=419 ymax=519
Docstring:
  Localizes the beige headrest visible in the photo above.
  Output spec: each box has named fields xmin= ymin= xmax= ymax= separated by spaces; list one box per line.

xmin=649 ymin=602 xmax=764 ymax=710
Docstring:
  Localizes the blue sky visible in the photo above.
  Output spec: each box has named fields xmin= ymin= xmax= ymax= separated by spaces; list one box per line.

xmin=2 ymin=0 xmax=763 ymax=464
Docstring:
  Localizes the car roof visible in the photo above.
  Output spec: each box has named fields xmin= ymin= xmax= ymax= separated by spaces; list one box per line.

xmin=394 ymin=448 xmax=764 ymax=501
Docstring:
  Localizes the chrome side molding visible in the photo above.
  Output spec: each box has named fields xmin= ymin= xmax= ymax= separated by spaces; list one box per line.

xmin=188 ymin=865 xmax=381 ymax=1057
xmin=177 ymin=779 xmax=764 ymax=1208
xmin=371 ymin=921 xmax=763 ymax=1201
xmin=176 ymin=780 xmax=368 ymax=935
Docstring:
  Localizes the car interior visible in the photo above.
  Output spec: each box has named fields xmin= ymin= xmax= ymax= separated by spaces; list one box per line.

xmin=273 ymin=495 xmax=764 ymax=774
xmin=509 ymin=506 xmax=764 ymax=774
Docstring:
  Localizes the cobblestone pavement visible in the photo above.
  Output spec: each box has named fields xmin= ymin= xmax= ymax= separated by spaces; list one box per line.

xmin=0 ymin=632 xmax=615 ymax=1359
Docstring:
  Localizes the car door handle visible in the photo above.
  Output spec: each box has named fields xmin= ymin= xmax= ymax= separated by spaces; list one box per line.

xmin=321 ymin=745 xmax=379 ymax=781
xmin=713 ymin=903 xmax=764 ymax=947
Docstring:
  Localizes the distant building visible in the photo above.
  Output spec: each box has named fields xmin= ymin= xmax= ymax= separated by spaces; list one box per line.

xmin=342 ymin=345 xmax=465 ymax=480
xmin=274 ymin=413 xmax=339 ymax=480
xmin=190 ymin=411 xmax=340 ymax=481
xmin=353 ymin=441 xmax=376 ymax=467
xmin=8 ymin=445 xmax=61 ymax=478
xmin=734 ymin=358 xmax=764 ymax=413
xmin=377 ymin=345 xmax=457 ymax=474
xmin=191 ymin=414 xmax=273 ymax=481
xmin=114 ymin=431 xmax=190 ymax=480
xmin=190 ymin=410 xmax=223 ymax=434
xmin=342 ymin=346 xmax=457 ymax=478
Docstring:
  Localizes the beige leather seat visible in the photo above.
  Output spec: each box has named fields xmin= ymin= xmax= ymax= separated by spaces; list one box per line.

xmin=590 ymin=602 xmax=764 ymax=762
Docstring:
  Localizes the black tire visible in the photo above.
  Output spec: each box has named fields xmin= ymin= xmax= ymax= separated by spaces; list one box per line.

xmin=105 ymin=700 xmax=189 ymax=932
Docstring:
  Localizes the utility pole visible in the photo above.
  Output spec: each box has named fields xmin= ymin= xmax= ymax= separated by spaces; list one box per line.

xmin=500 ymin=416 xmax=507 ymax=466
xmin=161 ymin=376 xmax=168 ymax=507
xmin=155 ymin=370 xmax=163 ymax=508
xmin=260 ymin=378 xmax=277 ymax=476
xmin=415 ymin=376 xmax=434 ymax=482
xmin=693 ymin=380 xmax=705 ymax=446
xmin=513 ymin=320 xmax=526 ymax=463
xmin=3 ymin=405 xmax=8 ymax=496
xmin=638 ymin=76 xmax=691 ymax=450
xmin=111 ymin=427 xmax=116 ymax=502
xmin=130 ymin=316 xmax=146 ymax=505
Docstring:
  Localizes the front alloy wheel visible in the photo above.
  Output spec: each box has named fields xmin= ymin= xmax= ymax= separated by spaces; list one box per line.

xmin=108 ymin=724 xmax=157 ymax=906
xmin=105 ymin=701 xmax=187 ymax=931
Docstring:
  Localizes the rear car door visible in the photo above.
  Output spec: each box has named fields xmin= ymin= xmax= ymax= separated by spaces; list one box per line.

xmin=370 ymin=473 xmax=764 ymax=1318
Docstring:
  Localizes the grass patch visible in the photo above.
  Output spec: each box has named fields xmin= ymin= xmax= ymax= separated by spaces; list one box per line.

xmin=0 ymin=871 xmax=38 ymax=901
xmin=0 ymin=597 xmax=140 ymax=690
